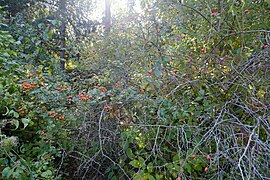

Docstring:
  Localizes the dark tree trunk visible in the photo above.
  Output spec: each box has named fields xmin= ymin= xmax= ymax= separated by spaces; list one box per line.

xmin=59 ymin=0 xmax=66 ymax=71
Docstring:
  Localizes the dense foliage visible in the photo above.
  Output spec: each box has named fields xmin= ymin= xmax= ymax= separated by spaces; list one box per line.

xmin=0 ymin=0 xmax=269 ymax=179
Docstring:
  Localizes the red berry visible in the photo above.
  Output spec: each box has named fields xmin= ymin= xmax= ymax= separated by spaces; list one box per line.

xmin=201 ymin=49 xmax=207 ymax=54
xmin=211 ymin=13 xmax=216 ymax=17
xmin=206 ymin=154 xmax=211 ymax=160
xmin=211 ymin=8 xmax=216 ymax=13
xmin=204 ymin=167 xmax=209 ymax=172
xmin=263 ymin=44 xmax=269 ymax=49
xmin=148 ymin=70 xmax=153 ymax=76
xmin=41 ymin=131 xmax=46 ymax=136
xmin=244 ymin=10 xmax=249 ymax=13
xmin=172 ymin=69 xmax=177 ymax=73
xmin=68 ymin=95 xmax=73 ymax=99
xmin=191 ymin=154 xmax=197 ymax=159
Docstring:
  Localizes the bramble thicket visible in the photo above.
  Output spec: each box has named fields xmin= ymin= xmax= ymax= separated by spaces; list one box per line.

xmin=0 ymin=0 xmax=269 ymax=179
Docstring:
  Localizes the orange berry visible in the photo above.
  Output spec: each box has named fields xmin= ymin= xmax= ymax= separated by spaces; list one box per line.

xmin=42 ymin=106 xmax=46 ymax=113
xmin=191 ymin=154 xmax=197 ymax=159
xmin=105 ymin=105 xmax=112 ymax=111
xmin=60 ymin=115 xmax=65 ymax=120
xmin=115 ymin=82 xmax=120 ymax=88
xmin=99 ymin=87 xmax=106 ymax=92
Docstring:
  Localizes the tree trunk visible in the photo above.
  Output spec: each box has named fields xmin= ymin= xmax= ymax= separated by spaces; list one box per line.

xmin=104 ymin=0 xmax=111 ymax=35
xmin=59 ymin=0 xmax=66 ymax=71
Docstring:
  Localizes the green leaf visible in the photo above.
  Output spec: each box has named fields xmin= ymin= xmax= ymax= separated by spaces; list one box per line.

xmin=186 ymin=131 xmax=192 ymax=139
xmin=43 ymin=34 xmax=49 ymax=41
xmin=155 ymin=174 xmax=162 ymax=180
xmin=111 ymin=176 xmax=118 ymax=180
xmin=230 ymin=5 xmax=235 ymax=16
xmin=129 ymin=160 xmax=140 ymax=168
xmin=9 ymin=50 xmax=17 ymax=56
xmin=154 ymin=69 xmax=162 ymax=77
xmin=3 ymin=52 xmax=10 ymax=57
xmin=166 ymin=164 xmax=173 ymax=171
xmin=194 ymin=96 xmax=203 ymax=101
xmin=194 ymin=137 xmax=201 ymax=143
xmin=133 ymin=173 xmax=141 ymax=180
xmin=13 ymin=120 xmax=19 ymax=129
xmin=2 ymin=167 xmax=14 ymax=179
xmin=147 ymin=162 xmax=153 ymax=173
xmin=51 ymin=20 xmax=57 ymax=25
xmin=173 ymin=154 xmax=180 ymax=161
xmin=148 ymin=174 xmax=155 ymax=180
xmin=199 ymin=89 xmax=205 ymax=96
xmin=194 ymin=163 xmax=203 ymax=171
xmin=2 ymin=106 xmax=9 ymax=116
xmin=187 ymin=149 xmax=193 ymax=156
xmin=183 ymin=163 xmax=192 ymax=173
xmin=248 ymin=84 xmax=253 ymax=90
xmin=9 ymin=110 xmax=15 ymax=117
xmin=126 ymin=148 xmax=135 ymax=159
xmin=22 ymin=118 xmax=30 ymax=129
xmin=13 ymin=112 xmax=19 ymax=118
xmin=41 ymin=170 xmax=52 ymax=178
xmin=38 ymin=23 xmax=43 ymax=29
xmin=138 ymin=156 xmax=144 ymax=164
